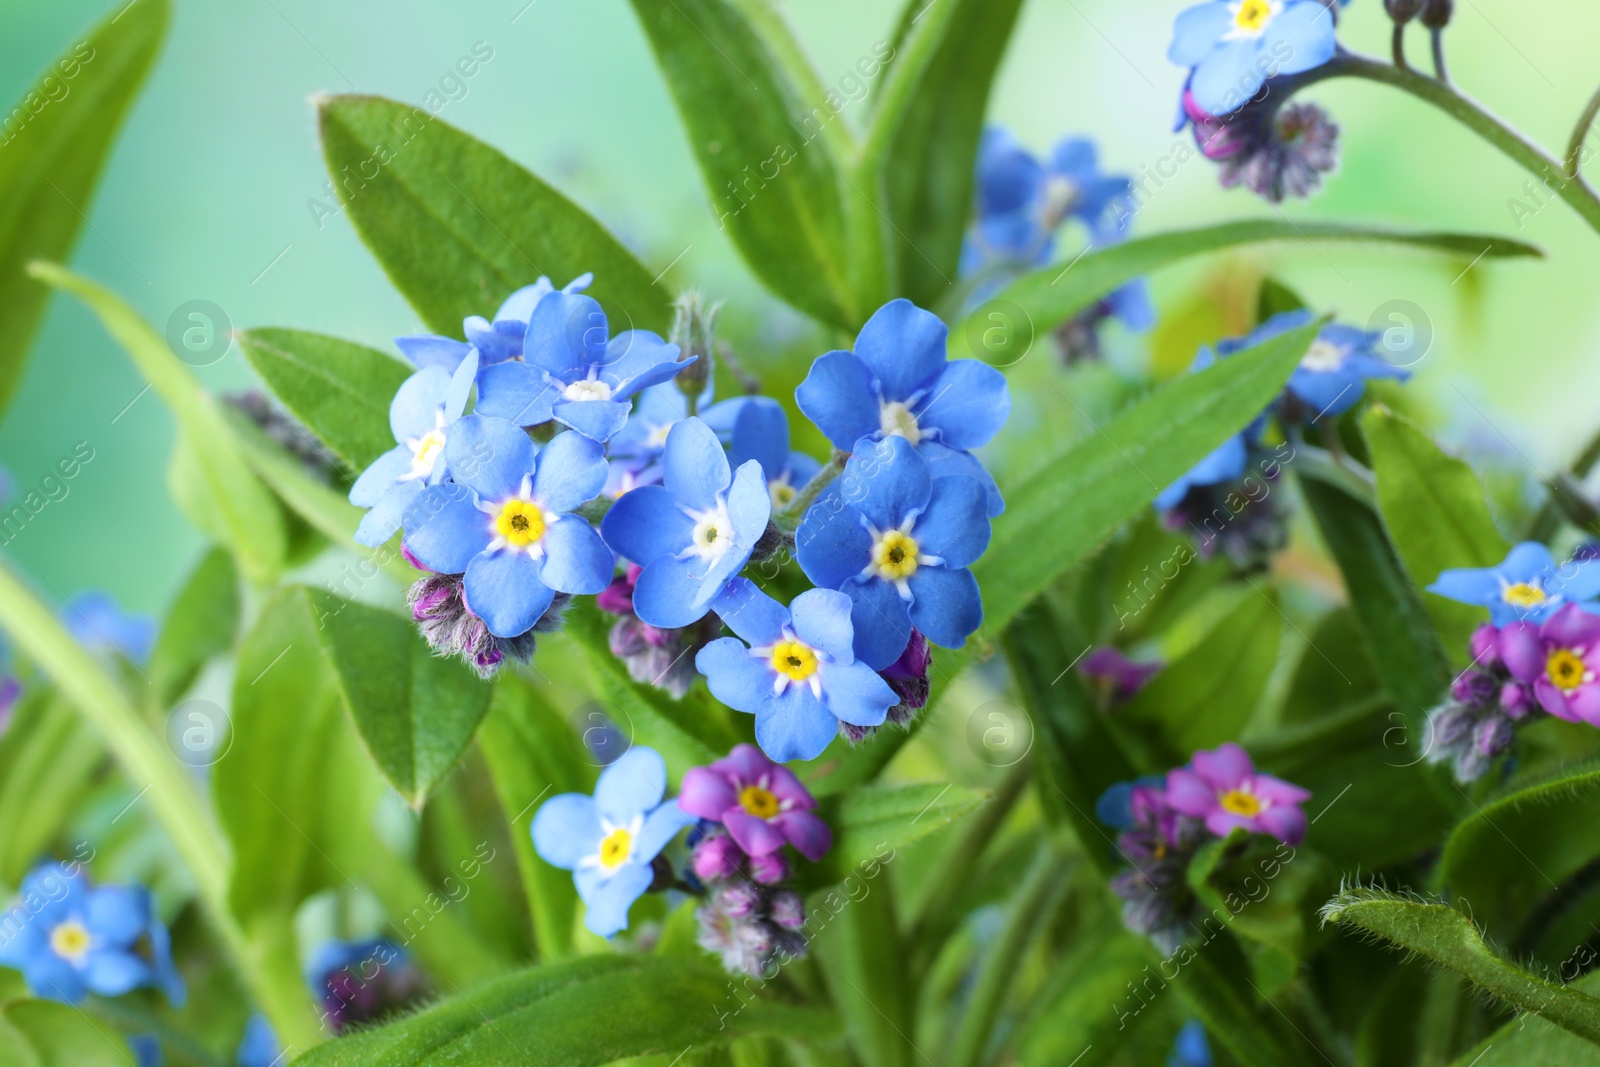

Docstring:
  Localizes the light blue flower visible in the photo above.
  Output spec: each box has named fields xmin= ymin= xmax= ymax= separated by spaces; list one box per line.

xmin=1429 ymin=542 xmax=1600 ymax=626
xmin=393 ymin=273 xmax=592 ymax=372
xmin=0 ymin=862 xmax=184 ymax=1006
xmin=600 ymin=417 xmax=771 ymax=630
xmin=531 ymin=746 xmax=694 ymax=937
xmin=1224 ymin=311 xmax=1409 ymax=419
xmin=795 ymin=299 xmax=1009 ymax=516
xmin=475 ymin=291 xmax=690 ymax=442
xmin=795 ymin=436 xmax=990 ymax=669
xmin=729 ymin=396 xmax=821 ymax=511
xmin=129 ymin=1035 xmax=162 ymax=1067
xmin=695 ymin=579 xmax=898 ymax=762
xmin=403 ymin=417 xmax=612 ymax=638
xmin=1152 ymin=425 xmax=1256 ymax=511
xmin=62 ymin=592 xmax=156 ymax=665
xmin=235 ymin=1015 xmax=281 ymax=1067
xmin=1169 ymin=1020 xmax=1214 ymax=1067
xmin=1169 ymin=0 xmax=1339 ymax=117
xmin=348 ymin=350 xmax=479 ymax=547
xmin=605 ymin=385 xmax=744 ymax=495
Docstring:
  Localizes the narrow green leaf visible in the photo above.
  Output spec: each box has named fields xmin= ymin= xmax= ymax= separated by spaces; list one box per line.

xmin=1163 ymin=950 xmax=1299 ymax=1067
xmin=626 ymin=0 xmax=857 ymax=328
xmin=148 ymin=546 xmax=240 ymax=707
xmin=811 ymin=877 xmax=914 ymax=1067
xmin=1450 ymin=971 xmax=1600 ymax=1065
xmin=287 ymin=955 xmax=839 ymax=1066
xmin=975 ymin=320 xmax=1319 ymax=637
xmin=0 ymin=1000 xmax=133 ymax=1067
xmin=1320 ymin=887 xmax=1600 ymax=1045
xmin=803 ymin=782 xmax=988 ymax=890
xmin=1364 ymin=406 xmax=1509 ymax=658
xmin=238 ymin=328 xmax=412 ymax=471
xmin=317 ymin=94 xmax=669 ymax=335
xmin=949 ymin=221 xmax=1541 ymax=359
xmin=28 ymin=262 xmax=286 ymax=585
xmin=1186 ymin=832 xmax=1335 ymax=965
xmin=0 ymin=689 xmax=103 ymax=886
xmin=307 ymin=589 xmax=493 ymax=807
xmin=0 ymin=0 xmax=168 ymax=416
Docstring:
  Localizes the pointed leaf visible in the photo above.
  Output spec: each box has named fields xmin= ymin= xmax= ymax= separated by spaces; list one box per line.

xmin=148 ymin=546 xmax=240 ymax=707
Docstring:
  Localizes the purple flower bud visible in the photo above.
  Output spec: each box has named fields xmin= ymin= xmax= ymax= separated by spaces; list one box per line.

xmin=1469 ymin=624 xmax=1502 ymax=668
xmin=1450 ymin=669 xmax=1498 ymax=707
xmin=769 ymin=891 xmax=805 ymax=930
xmin=749 ymin=851 xmax=790 ymax=885
xmin=720 ymin=882 xmax=762 ymax=920
xmin=1081 ymin=647 xmax=1164 ymax=704
xmin=1428 ymin=704 xmax=1476 ymax=749
xmin=1501 ymin=681 xmax=1533 ymax=720
xmin=691 ymin=834 xmax=743 ymax=883
xmin=1472 ymin=715 xmax=1513 ymax=758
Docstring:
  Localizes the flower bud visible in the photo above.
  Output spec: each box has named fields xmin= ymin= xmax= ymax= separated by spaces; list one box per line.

xmin=1385 ymin=0 xmax=1424 ymax=22
xmin=720 ymin=881 xmax=762 ymax=920
xmin=1501 ymin=681 xmax=1533 ymax=719
xmin=769 ymin=891 xmax=805 ymax=930
xmin=1469 ymin=624 xmax=1502 ymax=668
xmin=1419 ymin=0 xmax=1452 ymax=28
xmin=749 ymin=850 xmax=790 ymax=885
xmin=1450 ymin=668 xmax=1498 ymax=707
xmin=669 ymin=290 xmax=719 ymax=401
xmin=1472 ymin=714 xmax=1513 ymax=757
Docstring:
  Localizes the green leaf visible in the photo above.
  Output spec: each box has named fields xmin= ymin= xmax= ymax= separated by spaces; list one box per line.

xmin=0 ymin=999 xmax=135 ymax=1067
xmin=238 ymin=328 xmax=412 ymax=471
xmin=318 ymin=95 xmax=669 ymax=336
xmin=803 ymin=782 xmax=988 ymax=890
xmin=866 ymin=0 xmax=1024 ymax=307
xmin=1163 ymin=950 xmax=1300 ymax=1067
xmin=625 ymin=0 xmax=857 ymax=328
xmin=811 ymin=874 xmax=915 ymax=1067
xmin=975 ymin=319 xmax=1320 ymax=637
xmin=949 ymin=221 xmax=1541 ymax=359
xmin=1320 ymin=887 xmax=1600 ymax=1045
xmin=307 ymin=589 xmax=493 ymax=807
xmin=1451 ymin=971 xmax=1600 ymax=1065
xmin=1186 ymin=832 xmax=1336 ymax=965
xmin=1120 ymin=588 xmax=1281 ymax=759
xmin=287 ymin=955 xmax=839 ymax=1066
xmin=148 ymin=546 xmax=240 ymax=707
xmin=0 ymin=0 xmax=168 ymax=417
xmin=28 ymin=262 xmax=287 ymax=585
xmin=0 ymin=689 xmax=103 ymax=885
xmin=1364 ymin=406 xmax=1509 ymax=659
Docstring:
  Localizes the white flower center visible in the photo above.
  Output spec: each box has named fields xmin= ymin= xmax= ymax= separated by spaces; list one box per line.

xmin=879 ymin=401 xmax=922 ymax=445
xmin=645 ymin=422 xmax=675 ymax=450
xmin=563 ymin=378 xmax=614 ymax=402
xmin=1300 ymin=339 xmax=1348 ymax=374
xmin=684 ymin=501 xmax=736 ymax=562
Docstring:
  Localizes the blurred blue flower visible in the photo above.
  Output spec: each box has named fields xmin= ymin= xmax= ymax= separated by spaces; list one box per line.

xmin=1152 ymin=350 xmax=1264 ymax=511
xmin=729 ymin=396 xmax=821 ymax=511
xmin=393 ymin=273 xmax=592 ymax=372
xmin=235 ymin=1014 xmax=281 ymax=1067
xmin=531 ymin=746 xmax=694 ymax=937
xmin=476 ymin=291 xmax=690 ymax=442
xmin=348 ymin=351 xmax=479 ymax=547
xmin=62 ymin=592 xmax=156 ymax=665
xmin=1169 ymin=1020 xmax=1214 ymax=1067
xmin=129 ymin=1034 xmax=162 ymax=1067
xmin=1430 ymin=542 xmax=1600 ymax=626
xmin=1226 ymin=311 xmax=1409 ymax=419
xmin=600 ymin=417 xmax=771 ymax=630
xmin=795 ymin=299 xmax=1008 ymax=516
xmin=696 ymin=579 xmax=897 ymax=761
xmin=403 ymin=417 xmax=612 ymax=638
xmin=795 ymin=436 xmax=989 ymax=669
xmin=1168 ymin=0 xmax=1339 ymax=117
xmin=0 ymin=861 xmax=184 ymax=1006
xmin=964 ymin=129 xmax=1133 ymax=268
xmin=1094 ymin=775 xmax=1168 ymax=830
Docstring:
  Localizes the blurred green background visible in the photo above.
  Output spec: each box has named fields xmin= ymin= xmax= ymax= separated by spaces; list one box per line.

xmin=2 ymin=0 xmax=1595 ymax=617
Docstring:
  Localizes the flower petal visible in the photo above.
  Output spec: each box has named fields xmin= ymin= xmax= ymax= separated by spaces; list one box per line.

xmin=796 ymin=488 xmax=874 ymax=589
xmin=403 ymin=484 xmax=491 ymax=574
xmin=712 ymin=578 xmax=789 ymax=647
xmin=634 ymin=801 xmax=695 ymax=860
xmin=581 ymin=862 xmax=652 ymax=938
xmin=679 ymin=766 xmax=739 ymax=820
xmin=553 ymin=399 xmax=632 ymax=442
xmin=476 ymin=361 xmax=560 ymax=427
xmin=1163 ymin=768 xmax=1216 ymax=817
xmin=603 ymin=330 xmax=683 ymax=395
xmin=85 ymin=886 xmax=150 ymax=945
xmin=853 ymin=298 xmax=949 ymax=400
xmin=538 ymin=517 xmax=614 ymax=595
xmin=663 ymin=417 xmax=732 ymax=514
xmin=1168 ymin=1 xmax=1235 ymax=66
xmin=531 ymin=793 xmax=601 ymax=869
xmin=796 ymin=351 xmax=880 ymax=451
xmin=772 ymin=810 xmax=832 ymax=861
xmin=1190 ymin=743 xmax=1252 ymax=790
xmin=754 ymin=689 xmax=841 ymax=762
xmin=395 ymin=334 xmax=471 ymax=372
xmin=921 ymin=359 xmax=1010 ymax=451
xmin=464 ymin=550 xmax=555 ymax=638
xmin=907 ymin=566 xmax=983 ymax=650
xmin=913 ymin=475 xmax=990 ymax=569
xmin=842 ymin=577 xmax=914 ymax=671
xmin=698 ymin=636 xmax=775 ymax=716
xmin=444 ymin=415 xmax=535 ymax=501
xmin=601 ymin=485 xmax=693 ymax=565
xmin=350 ymin=445 xmax=414 ymax=508
xmin=533 ymin=430 xmax=609 ymax=513
xmin=817 ymin=660 xmax=896 ymax=727
xmin=525 ymin=292 xmax=606 ymax=378
xmin=1497 ymin=622 xmax=1545 ymax=682
xmin=1257 ymin=804 xmax=1306 ymax=846
xmin=354 ymin=480 xmax=422 ymax=548
xmin=791 ymin=588 xmax=857 ymax=665
xmin=595 ymin=746 xmax=669 ymax=825
xmin=730 ymin=397 xmax=792 ymax=481
xmin=1190 ymin=38 xmax=1266 ymax=117
xmin=633 ymin=555 xmax=715 ymax=630
xmin=389 ymin=367 xmax=452 ymax=442
xmin=841 ymin=435 xmax=932 ymax=533
xmin=723 ymin=809 xmax=787 ymax=856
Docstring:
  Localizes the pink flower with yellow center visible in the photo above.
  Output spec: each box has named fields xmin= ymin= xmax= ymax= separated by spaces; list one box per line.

xmin=678 ymin=744 xmax=832 ymax=862
xmin=1499 ymin=604 xmax=1600 ymax=725
xmin=1165 ymin=743 xmax=1310 ymax=845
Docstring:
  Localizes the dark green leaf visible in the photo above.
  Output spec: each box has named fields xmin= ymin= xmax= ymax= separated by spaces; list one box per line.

xmin=318 ymin=95 xmax=669 ymax=336
xmin=1255 ymin=276 xmax=1308 ymax=322
xmin=1186 ymin=831 xmax=1336 ymax=965
xmin=949 ymin=222 xmax=1541 ymax=359
xmin=148 ymin=546 xmax=240 ymax=707
xmin=1278 ymin=607 xmax=1381 ymax=726
xmin=1451 ymin=971 xmax=1600 ymax=1065
xmin=803 ymin=782 xmax=988 ymax=891
xmin=238 ymin=328 xmax=412 ymax=471
xmin=625 ymin=0 xmax=858 ymax=328
xmin=287 ymin=955 xmax=838 ymax=1066
xmin=0 ymin=0 xmax=168 ymax=417
xmin=0 ymin=999 xmax=134 ymax=1067
xmin=0 ymin=689 xmax=102 ymax=885
xmin=811 ymin=874 xmax=915 ymax=1067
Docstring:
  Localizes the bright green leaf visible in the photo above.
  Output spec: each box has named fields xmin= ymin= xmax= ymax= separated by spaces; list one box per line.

xmin=0 ymin=689 xmax=102 ymax=886
xmin=1451 ymin=971 xmax=1600 ymax=1065
xmin=0 ymin=999 xmax=133 ymax=1067
xmin=318 ymin=95 xmax=669 ymax=336
xmin=148 ymin=546 xmax=240 ymax=707
xmin=0 ymin=0 xmax=168 ymax=417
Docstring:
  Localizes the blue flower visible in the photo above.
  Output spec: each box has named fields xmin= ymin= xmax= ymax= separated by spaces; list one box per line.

xmin=475 ymin=291 xmax=690 ymax=442
xmin=130 ymin=1035 xmax=162 ymax=1067
xmin=235 ymin=1015 xmax=281 ymax=1067
xmin=729 ymin=396 xmax=821 ymax=511
xmin=795 ymin=299 xmax=1009 ymax=516
xmin=600 ymin=417 xmax=771 ymax=630
xmin=696 ymin=579 xmax=898 ymax=761
xmin=308 ymin=938 xmax=423 ymax=1032
xmin=1152 ymin=425 xmax=1256 ymax=511
xmin=605 ymin=385 xmax=744 ymax=495
xmin=531 ymin=746 xmax=694 ymax=937
xmin=0 ymin=862 xmax=184 ymax=1006
xmin=1226 ymin=311 xmax=1409 ymax=419
xmin=348 ymin=351 xmax=479 ymax=547
xmin=1429 ymin=542 xmax=1600 ymax=626
xmin=1169 ymin=1 xmax=1339 ymax=117
xmin=61 ymin=592 xmax=156 ymax=665
xmin=1169 ymin=1020 xmax=1214 ymax=1067
xmin=795 ymin=436 xmax=990 ymax=669
xmin=1094 ymin=775 xmax=1167 ymax=830
xmin=393 ymin=273 xmax=592 ymax=372
xmin=403 ymin=416 xmax=613 ymax=638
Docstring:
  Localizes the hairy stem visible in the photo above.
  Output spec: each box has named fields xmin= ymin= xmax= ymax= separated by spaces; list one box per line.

xmin=780 ymin=453 xmax=846 ymax=524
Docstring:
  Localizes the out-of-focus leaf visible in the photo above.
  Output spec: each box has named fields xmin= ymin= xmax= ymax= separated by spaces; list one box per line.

xmin=238 ymin=328 xmax=411 ymax=471
xmin=802 ymin=782 xmax=988 ymax=891
xmin=318 ymin=95 xmax=669 ymax=335
xmin=1364 ymin=406 xmax=1509 ymax=660
xmin=0 ymin=689 xmax=102 ymax=885
xmin=1320 ymin=887 xmax=1600 ymax=1045
xmin=1016 ymin=928 xmax=1184 ymax=1067
xmin=148 ymin=546 xmax=239 ymax=707
xmin=1450 ymin=971 xmax=1600 ymax=1065
xmin=0 ymin=0 xmax=168 ymax=417
xmin=0 ymin=999 xmax=134 ymax=1066
xmin=287 ymin=956 xmax=839 ymax=1066
xmin=811 ymin=872 xmax=915 ymax=1067
xmin=1187 ymin=831 xmax=1336 ymax=966
xmin=1278 ymin=607 xmax=1381 ymax=726
xmin=1256 ymin=276 xmax=1308 ymax=322
xmin=29 ymin=262 xmax=286 ymax=585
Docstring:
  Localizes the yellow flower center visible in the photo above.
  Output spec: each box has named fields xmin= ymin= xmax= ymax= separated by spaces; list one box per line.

xmin=409 ymin=429 xmax=447 ymax=477
xmin=879 ymin=401 xmax=922 ymax=445
xmin=599 ymin=827 xmax=632 ymax=869
xmin=739 ymin=784 xmax=781 ymax=819
xmin=1548 ymin=649 xmax=1588 ymax=692
xmin=770 ymin=480 xmax=797 ymax=509
xmin=872 ymin=530 xmax=920 ymax=581
xmin=1503 ymin=582 xmax=1547 ymax=609
xmin=50 ymin=920 xmax=92 ymax=962
xmin=1219 ymin=789 xmax=1262 ymax=817
xmin=769 ymin=639 xmax=819 ymax=682
xmin=1232 ymin=0 xmax=1276 ymax=33
xmin=495 ymin=499 xmax=546 ymax=548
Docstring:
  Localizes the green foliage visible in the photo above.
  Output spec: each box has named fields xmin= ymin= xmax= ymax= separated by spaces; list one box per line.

xmin=0 ymin=689 xmax=101 ymax=886
xmin=148 ymin=546 xmax=240 ymax=708
xmin=1452 ymin=972 xmax=1600 ymax=1065
xmin=0 ymin=999 xmax=135 ymax=1066
xmin=804 ymin=782 xmax=989 ymax=890
xmin=0 ymin=0 xmax=168 ymax=418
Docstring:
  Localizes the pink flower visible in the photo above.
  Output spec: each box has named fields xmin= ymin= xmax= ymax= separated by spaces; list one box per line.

xmin=1499 ymin=604 xmax=1600 ymax=725
xmin=678 ymin=744 xmax=831 ymax=861
xmin=1165 ymin=743 xmax=1310 ymax=846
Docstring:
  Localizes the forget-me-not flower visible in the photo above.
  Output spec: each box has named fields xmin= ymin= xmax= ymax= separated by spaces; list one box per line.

xmin=729 ymin=396 xmax=821 ymax=511
xmin=679 ymin=744 xmax=832 ymax=862
xmin=1431 ymin=542 xmax=1600 ymax=627
xmin=1168 ymin=1 xmax=1339 ymax=117
xmin=1229 ymin=311 xmax=1409 ymax=419
xmin=1165 ymin=743 xmax=1310 ymax=845
xmin=403 ymin=416 xmax=612 ymax=638
xmin=532 ymin=746 xmax=694 ymax=937
xmin=62 ymin=592 xmax=157 ymax=665
xmin=393 ymin=273 xmax=593 ymax=372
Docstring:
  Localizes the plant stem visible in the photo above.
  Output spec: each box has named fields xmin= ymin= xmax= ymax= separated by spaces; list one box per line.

xmin=1391 ymin=23 xmax=1408 ymax=70
xmin=0 ymin=560 xmax=324 ymax=1048
xmin=1430 ymin=28 xmax=1450 ymax=84
xmin=779 ymin=453 xmax=846 ymax=525
xmin=1565 ymin=83 xmax=1600 ymax=178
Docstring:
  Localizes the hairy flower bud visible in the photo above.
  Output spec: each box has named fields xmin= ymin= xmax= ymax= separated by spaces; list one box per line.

xmin=1419 ymin=0 xmax=1453 ymax=28
xmin=669 ymin=290 xmax=720 ymax=402
xmin=407 ymin=571 xmax=567 ymax=679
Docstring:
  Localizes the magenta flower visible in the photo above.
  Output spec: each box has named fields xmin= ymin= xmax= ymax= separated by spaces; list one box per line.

xmin=1080 ymin=647 xmax=1163 ymax=704
xmin=1499 ymin=604 xmax=1600 ymax=725
xmin=679 ymin=745 xmax=832 ymax=862
xmin=1165 ymin=743 xmax=1310 ymax=845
